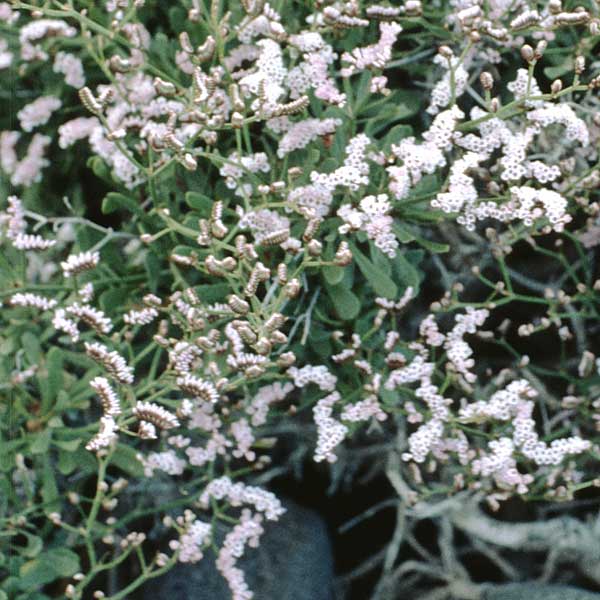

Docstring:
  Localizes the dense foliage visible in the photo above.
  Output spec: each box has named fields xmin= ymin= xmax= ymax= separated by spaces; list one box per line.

xmin=1 ymin=0 xmax=600 ymax=598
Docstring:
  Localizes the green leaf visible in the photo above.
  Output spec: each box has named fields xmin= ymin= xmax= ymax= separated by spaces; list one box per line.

xmin=87 ymin=156 xmax=111 ymax=182
xmin=369 ymin=243 xmax=392 ymax=275
xmin=102 ymin=192 xmax=144 ymax=218
xmin=325 ymin=283 xmax=360 ymax=320
xmin=21 ymin=332 xmax=41 ymax=364
xmin=185 ymin=191 xmax=212 ymax=214
xmin=30 ymin=430 xmax=51 ymax=455
xmin=410 ymin=174 xmax=439 ymax=197
xmin=50 ymin=549 xmax=80 ymax=577
xmin=349 ymin=243 xmax=397 ymax=299
xmin=54 ymin=390 xmax=72 ymax=412
xmin=41 ymin=457 xmax=60 ymax=513
xmin=18 ymin=548 xmax=79 ymax=590
xmin=543 ymin=60 xmax=572 ymax=80
xmin=382 ymin=124 xmax=413 ymax=150
xmin=168 ymin=5 xmax=187 ymax=31
xmin=195 ymin=283 xmax=231 ymax=303
xmin=144 ymin=251 xmax=162 ymax=294
xmin=18 ymin=558 xmax=55 ymax=590
xmin=393 ymin=224 xmax=449 ymax=253
xmin=403 ymin=208 xmax=446 ymax=223
xmin=57 ymin=448 xmax=95 ymax=476
xmin=322 ymin=265 xmax=345 ymax=285
xmin=42 ymin=347 xmax=63 ymax=410
xmin=319 ymin=157 xmax=339 ymax=173
xmin=21 ymin=534 xmax=43 ymax=559
xmin=53 ymin=438 xmax=81 ymax=452
xmin=392 ymin=223 xmax=416 ymax=244
xmin=412 ymin=235 xmax=449 ymax=254
xmin=111 ymin=443 xmax=144 ymax=478
xmin=392 ymin=252 xmax=421 ymax=293
xmin=354 ymin=71 xmax=373 ymax=108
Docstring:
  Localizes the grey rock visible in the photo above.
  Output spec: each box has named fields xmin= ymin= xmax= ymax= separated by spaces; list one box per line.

xmin=148 ymin=499 xmax=334 ymax=600
xmin=483 ymin=583 xmax=600 ymax=600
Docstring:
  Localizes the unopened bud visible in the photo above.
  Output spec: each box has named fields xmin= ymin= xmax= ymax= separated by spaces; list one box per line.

xmin=438 ymin=45 xmax=453 ymax=59
xmin=520 ymin=44 xmax=534 ymax=63
xmin=534 ymin=40 xmax=547 ymax=60
xmin=551 ymin=79 xmax=563 ymax=94
xmin=480 ymin=71 xmax=494 ymax=91
xmin=230 ymin=112 xmax=244 ymax=128
xmin=548 ymin=0 xmax=562 ymax=14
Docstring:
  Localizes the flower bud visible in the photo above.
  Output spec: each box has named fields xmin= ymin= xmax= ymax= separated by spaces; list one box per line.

xmin=480 ymin=71 xmax=494 ymax=91
xmin=534 ymin=40 xmax=547 ymax=60
xmin=438 ymin=45 xmax=453 ymax=59
xmin=520 ymin=44 xmax=534 ymax=63
xmin=551 ymin=79 xmax=563 ymax=94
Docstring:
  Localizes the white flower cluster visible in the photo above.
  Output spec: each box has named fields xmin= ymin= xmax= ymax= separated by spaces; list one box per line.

xmin=230 ymin=418 xmax=256 ymax=461
xmin=239 ymin=38 xmax=286 ymax=108
xmin=427 ymin=54 xmax=468 ymax=115
xmin=460 ymin=380 xmax=591 ymax=493
xmin=19 ymin=19 xmax=76 ymax=61
xmin=52 ymin=308 xmax=80 ymax=342
xmin=313 ymin=391 xmax=348 ymax=463
xmin=444 ymin=307 xmax=489 ymax=383
xmin=506 ymin=68 xmax=543 ymax=107
xmin=287 ymin=32 xmax=346 ymax=106
xmin=238 ymin=208 xmax=290 ymax=245
xmin=387 ymin=106 xmax=463 ymax=200
xmin=123 ymin=307 xmax=159 ymax=325
xmin=340 ymin=395 xmax=387 ymax=423
xmin=287 ymin=364 xmax=337 ymax=391
xmin=17 ymin=96 xmax=62 ymax=132
xmin=384 ymin=310 xmax=488 ymax=462
xmin=385 ymin=349 xmax=451 ymax=464
xmin=340 ymin=22 xmax=402 ymax=79
xmin=86 ymin=415 xmax=118 ymax=452
xmin=200 ymin=476 xmax=285 ymax=521
xmin=428 ymin=69 xmax=588 ymax=232
xmin=0 ymin=38 xmax=12 ymax=70
xmin=8 ymin=292 xmax=57 ymax=311
xmin=57 ymin=117 xmax=99 ymax=149
xmin=185 ymin=433 xmax=231 ymax=468
xmin=527 ymin=103 xmax=589 ymax=146
xmin=53 ymin=51 xmax=85 ymax=88
xmin=275 ymin=117 xmax=342 ymax=158
xmin=0 ymin=196 xmax=56 ymax=250
xmin=61 ymin=251 xmax=100 ymax=277
xmin=90 ymin=376 xmax=122 ymax=416
xmin=216 ymin=510 xmax=264 ymax=600
xmin=380 ymin=305 xmax=592 ymax=492
xmin=1 ymin=133 xmax=51 ymax=187
xmin=245 ymin=382 xmax=294 ymax=427
xmin=219 ymin=152 xmax=271 ymax=197
xmin=66 ymin=302 xmax=113 ymax=334
xmin=508 ymin=186 xmax=570 ymax=232
xmin=338 ymin=193 xmax=398 ymax=258
xmin=137 ymin=449 xmax=186 ymax=477
xmin=84 ymin=341 xmax=134 ymax=384
xmin=288 ymin=133 xmax=371 ymax=217
xmin=169 ymin=510 xmax=212 ymax=564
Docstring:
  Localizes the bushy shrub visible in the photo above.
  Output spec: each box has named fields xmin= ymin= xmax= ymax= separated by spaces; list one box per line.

xmin=1 ymin=0 xmax=600 ymax=597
